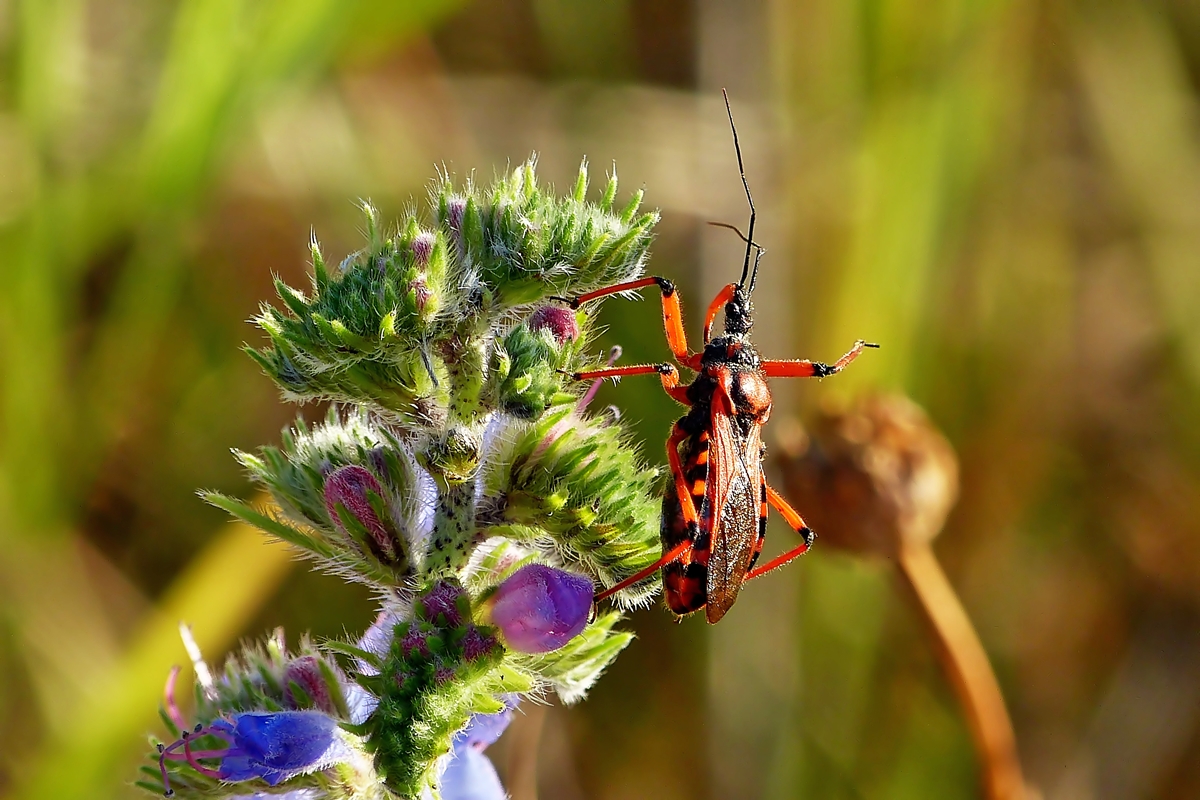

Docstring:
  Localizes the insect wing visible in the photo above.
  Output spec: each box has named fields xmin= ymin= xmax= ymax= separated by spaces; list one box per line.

xmin=704 ymin=390 xmax=763 ymax=622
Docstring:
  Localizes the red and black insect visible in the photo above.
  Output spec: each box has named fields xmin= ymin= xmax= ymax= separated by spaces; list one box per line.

xmin=562 ymin=92 xmax=878 ymax=622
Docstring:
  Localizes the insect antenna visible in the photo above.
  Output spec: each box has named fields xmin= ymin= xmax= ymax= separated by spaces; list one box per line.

xmin=722 ymin=89 xmax=758 ymax=294
xmin=706 ymin=221 xmax=763 ymax=251
xmin=707 ymin=220 xmax=766 ymax=296
xmin=748 ymin=245 xmax=764 ymax=295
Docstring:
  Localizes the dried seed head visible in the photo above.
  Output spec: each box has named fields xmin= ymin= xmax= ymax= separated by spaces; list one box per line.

xmin=777 ymin=394 xmax=959 ymax=557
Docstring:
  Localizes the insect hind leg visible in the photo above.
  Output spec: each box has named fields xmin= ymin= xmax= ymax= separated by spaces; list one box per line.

xmin=594 ymin=422 xmax=702 ymax=604
xmin=745 ymin=482 xmax=815 ymax=580
xmin=593 ymin=539 xmax=690 ymax=603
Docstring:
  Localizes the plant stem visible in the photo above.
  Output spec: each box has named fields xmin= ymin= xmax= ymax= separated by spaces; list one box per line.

xmin=896 ymin=541 xmax=1029 ymax=800
xmin=427 ymin=481 xmax=478 ymax=574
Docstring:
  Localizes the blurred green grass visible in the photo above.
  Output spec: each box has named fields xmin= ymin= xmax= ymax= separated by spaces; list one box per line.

xmin=2 ymin=1 xmax=1200 ymax=798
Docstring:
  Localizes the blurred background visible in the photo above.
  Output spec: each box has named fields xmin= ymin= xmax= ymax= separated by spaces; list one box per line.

xmin=2 ymin=0 xmax=1200 ymax=798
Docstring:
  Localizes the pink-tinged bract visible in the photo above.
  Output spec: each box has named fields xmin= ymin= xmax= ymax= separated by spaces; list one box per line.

xmin=282 ymin=656 xmax=335 ymax=714
xmin=322 ymin=465 xmax=398 ymax=561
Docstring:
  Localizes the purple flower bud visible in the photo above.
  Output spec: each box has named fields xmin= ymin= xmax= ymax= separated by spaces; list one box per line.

xmin=418 ymin=581 xmax=464 ymax=625
xmin=445 ymin=197 xmax=466 ymax=236
xmin=410 ymin=231 xmax=436 ymax=266
xmin=409 ymin=278 xmax=433 ymax=313
xmin=461 ymin=626 xmax=500 ymax=662
xmin=400 ymin=627 xmax=429 ymax=658
xmin=528 ymin=306 xmax=580 ymax=345
xmin=158 ymin=711 xmax=350 ymax=794
xmin=434 ymin=666 xmax=457 ymax=685
xmin=323 ymin=465 xmax=401 ymax=563
xmin=487 ymin=564 xmax=593 ymax=653
xmin=283 ymin=656 xmax=335 ymax=714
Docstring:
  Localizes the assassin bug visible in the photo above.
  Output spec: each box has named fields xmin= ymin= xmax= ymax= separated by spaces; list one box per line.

xmin=559 ymin=91 xmax=878 ymax=622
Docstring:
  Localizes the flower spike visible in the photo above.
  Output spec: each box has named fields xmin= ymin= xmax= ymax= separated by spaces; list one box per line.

xmin=154 ymin=158 xmax=663 ymax=799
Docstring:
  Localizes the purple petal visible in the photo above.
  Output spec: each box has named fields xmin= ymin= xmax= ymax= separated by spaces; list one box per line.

xmin=440 ymin=748 xmax=507 ymax=800
xmin=489 ymin=564 xmax=593 ymax=653
xmin=344 ymin=681 xmax=379 ymax=726
xmin=358 ymin=610 xmax=402 ymax=663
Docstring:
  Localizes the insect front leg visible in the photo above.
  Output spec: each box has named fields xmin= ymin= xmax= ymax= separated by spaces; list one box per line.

xmin=552 ymin=276 xmax=697 ymax=367
xmin=702 ymin=283 xmax=737 ymax=343
xmin=761 ymin=340 xmax=880 ymax=378
xmin=745 ymin=482 xmax=815 ymax=580
xmin=567 ymin=362 xmax=691 ymax=405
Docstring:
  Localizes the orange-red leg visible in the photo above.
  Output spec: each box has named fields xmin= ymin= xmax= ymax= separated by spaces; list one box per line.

xmin=594 ymin=540 xmax=691 ymax=603
xmin=703 ymin=283 xmax=738 ymax=343
xmin=665 ymin=422 xmax=702 ymax=531
xmin=761 ymin=339 xmax=880 ymax=378
xmin=595 ymin=423 xmax=702 ymax=602
xmin=555 ymin=276 xmax=695 ymax=366
xmin=569 ymin=362 xmax=691 ymax=405
xmin=745 ymin=483 xmax=815 ymax=580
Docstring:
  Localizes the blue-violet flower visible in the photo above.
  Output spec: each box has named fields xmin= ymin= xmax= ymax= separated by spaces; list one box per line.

xmin=158 ymin=711 xmax=350 ymax=795
xmin=439 ymin=701 xmax=517 ymax=800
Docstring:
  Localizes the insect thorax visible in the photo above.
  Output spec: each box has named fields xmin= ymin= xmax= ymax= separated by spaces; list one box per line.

xmin=700 ymin=336 xmax=761 ymax=370
xmin=680 ymin=338 xmax=772 ymax=431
